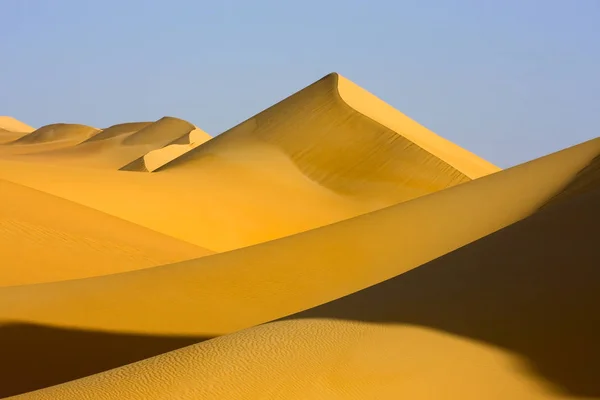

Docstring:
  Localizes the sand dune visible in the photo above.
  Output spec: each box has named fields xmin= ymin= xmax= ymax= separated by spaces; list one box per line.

xmin=0 ymin=178 xmax=211 ymax=287
xmin=0 ymin=123 xmax=100 ymax=155
xmin=0 ymin=116 xmax=34 ymax=133
xmin=0 ymin=138 xmax=597 ymax=397
xmin=0 ymin=118 xmax=203 ymax=169
xmin=121 ymin=127 xmax=211 ymax=171
xmin=0 ymin=74 xmax=499 ymax=251
xmin=11 ymin=138 xmax=600 ymax=400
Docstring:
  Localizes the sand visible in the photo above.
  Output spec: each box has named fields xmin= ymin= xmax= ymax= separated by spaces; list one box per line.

xmin=0 ymin=137 xmax=597 ymax=397
xmin=8 ymin=138 xmax=600 ymax=400
xmin=0 ymin=118 xmax=204 ymax=169
xmin=0 ymin=74 xmax=499 ymax=252
xmin=0 ymin=178 xmax=211 ymax=286
xmin=1 ymin=72 xmax=597 ymax=399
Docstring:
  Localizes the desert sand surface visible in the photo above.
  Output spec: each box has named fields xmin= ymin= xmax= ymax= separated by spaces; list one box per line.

xmin=0 ymin=178 xmax=211 ymax=286
xmin=20 ymin=178 xmax=598 ymax=400
xmin=0 ymin=73 xmax=498 ymax=252
xmin=0 ymin=137 xmax=598 ymax=397
xmin=1 ymin=72 xmax=598 ymax=399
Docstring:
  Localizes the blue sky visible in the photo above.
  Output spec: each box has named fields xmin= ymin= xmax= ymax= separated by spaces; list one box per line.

xmin=1 ymin=0 xmax=598 ymax=167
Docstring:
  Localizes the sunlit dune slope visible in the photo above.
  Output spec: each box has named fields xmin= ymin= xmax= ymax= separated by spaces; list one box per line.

xmin=0 ymin=117 xmax=34 ymax=142
xmin=0 ymin=117 xmax=201 ymax=169
xmin=23 ymin=178 xmax=599 ymax=400
xmin=0 ymin=178 xmax=211 ymax=287
xmin=0 ymin=138 xmax=597 ymax=397
xmin=0 ymin=74 xmax=499 ymax=251
xmin=0 ymin=116 xmax=34 ymax=133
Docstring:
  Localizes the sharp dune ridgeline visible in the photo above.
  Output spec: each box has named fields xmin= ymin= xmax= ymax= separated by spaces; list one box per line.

xmin=1 ymin=72 xmax=598 ymax=399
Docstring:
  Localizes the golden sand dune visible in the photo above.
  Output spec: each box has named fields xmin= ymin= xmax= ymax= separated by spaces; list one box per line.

xmin=0 ymin=178 xmax=211 ymax=286
xmin=0 ymin=118 xmax=202 ymax=169
xmin=0 ymin=138 xmax=597 ymax=397
xmin=0 ymin=116 xmax=34 ymax=133
xmin=0 ymin=123 xmax=100 ymax=155
xmin=0 ymin=117 xmax=35 ymax=143
xmin=21 ymin=177 xmax=598 ymax=400
xmin=121 ymin=127 xmax=211 ymax=171
xmin=0 ymin=74 xmax=499 ymax=251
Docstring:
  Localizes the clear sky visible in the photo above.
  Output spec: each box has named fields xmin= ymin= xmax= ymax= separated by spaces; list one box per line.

xmin=1 ymin=0 xmax=598 ymax=167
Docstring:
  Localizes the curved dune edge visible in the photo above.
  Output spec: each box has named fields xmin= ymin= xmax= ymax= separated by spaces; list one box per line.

xmin=11 ymin=140 xmax=600 ymax=400
xmin=120 ymin=127 xmax=212 ymax=172
xmin=81 ymin=122 xmax=152 ymax=143
xmin=0 ymin=178 xmax=212 ymax=286
xmin=335 ymin=74 xmax=500 ymax=178
xmin=10 ymin=123 xmax=99 ymax=145
xmin=0 ymin=116 xmax=34 ymax=133
xmin=0 ymin=138 xmax=597 ymax=397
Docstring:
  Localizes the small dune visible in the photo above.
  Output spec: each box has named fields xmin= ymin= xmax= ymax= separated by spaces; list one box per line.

xmin=10 ymin=123 xmax=99 ymax=145
xmin=121 ymin=127 xmax=212 ymax=172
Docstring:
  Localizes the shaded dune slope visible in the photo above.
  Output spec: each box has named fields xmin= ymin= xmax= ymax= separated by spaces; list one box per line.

xmin=24 ymin=172 xmax=600 ymax=400
xmin=0 ymin=138 xmax=597 ymax=397
xmin=0 ymin=178 xmax=211 ymax=287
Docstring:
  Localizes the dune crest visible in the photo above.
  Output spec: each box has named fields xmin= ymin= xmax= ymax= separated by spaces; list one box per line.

xmin=10 ymin=123 xmax=99 ymax=145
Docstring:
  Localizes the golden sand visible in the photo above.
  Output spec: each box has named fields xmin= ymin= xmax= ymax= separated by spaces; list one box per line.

xmin=0 ymin=74 xmax=498 ymax=252
xmin=1 ymin=73 xmax=598 ymax=399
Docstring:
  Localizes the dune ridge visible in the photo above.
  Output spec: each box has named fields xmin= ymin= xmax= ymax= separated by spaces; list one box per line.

xmin=0 ymin=138 xmax=597 ymax=397
xmin=9 ymin=123 xmax=99 ymax=145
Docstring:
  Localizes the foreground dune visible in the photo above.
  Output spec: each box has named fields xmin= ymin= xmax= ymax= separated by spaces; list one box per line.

xmin=0 ymin=117 xmax=204 ymax=169
xmin=0 ymin=138 xmax=597 ymax=397
xmin=0 ymin=178 xmax=211 ymax=286
xmin=18 ymin=173 xmax=598 ymax=400
xmin=0 ymin=73 xmax=499 ymax=251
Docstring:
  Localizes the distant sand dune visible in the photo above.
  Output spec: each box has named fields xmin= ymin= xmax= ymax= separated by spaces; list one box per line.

xmin=0 ymin=116 xmax=34 ymax=133
xmin=0 ymin=117 xmax=202 ymax=170
xmin=0 ymin=138 xmax=597 ymax=397
xmin=0 ymin=178 xmax=211 ymax=287
xmin=9 ymin=123 xmax=99 ymax=145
